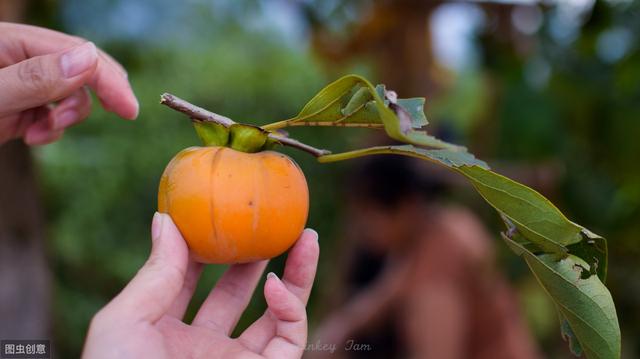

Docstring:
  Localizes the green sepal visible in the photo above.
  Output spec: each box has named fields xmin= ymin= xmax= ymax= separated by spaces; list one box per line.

xmin=194 ymin=121 xmax=230 ymax=147
xmin=228 ymin=124 xmax=268 ymax=153
xmin=263 ymin=136 xmax=280 ymax=150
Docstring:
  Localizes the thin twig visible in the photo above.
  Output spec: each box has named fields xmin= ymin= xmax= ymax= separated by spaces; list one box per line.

xmin=160 ymin=93 xmax=331 ymax=157
xmin=160 ymin=93 xmax=235 ymax=127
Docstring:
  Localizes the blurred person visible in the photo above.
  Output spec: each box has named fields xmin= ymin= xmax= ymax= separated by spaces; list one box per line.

xmin=312 ymin=155 xmax=540 ymax=359
xmin=1 ymin=22 xmax=319 ymax=359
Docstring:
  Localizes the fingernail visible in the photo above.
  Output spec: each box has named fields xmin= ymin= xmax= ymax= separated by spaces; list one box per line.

xmin=306 ymin=228 xmax=319 ymax=242
xmin=61 ymin=42 xmax=97 ymax=78
xmin=53 ymin=110 xmax=77 ymax=130
xmin=151 ymin=212 xmax=163 ymax=240
xmin=130 ymin=96 xmax=140 ymax=120
xmin=62 ymin=95 xmax=81 ymax=108
xmin=267 ymin=272 xmax=278 ymax=281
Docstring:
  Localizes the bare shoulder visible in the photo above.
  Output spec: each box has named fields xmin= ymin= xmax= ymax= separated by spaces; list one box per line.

xmin=427 ymin=204 xmax=495 ymax=265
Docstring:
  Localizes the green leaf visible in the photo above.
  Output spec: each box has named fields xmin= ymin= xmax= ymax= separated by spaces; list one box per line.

xmin=374 ymin=84 xmax=428 ymax=127
xmin=397 ymin=97 xmax=428 ymax=126
xmin=342 ymin=86 xmax=373 ymax=117
xmin=457 ymin=165 xmax=582 ymax=256
xmin=502 ymin=232 xmax=620 ymax=359
xmin=264 ymin=75 xmax=382 ymax=129
xmin=567 ymin=227 xmax=608 ymax=282
xmin=264 ymin=75 xmax=465 ymax=151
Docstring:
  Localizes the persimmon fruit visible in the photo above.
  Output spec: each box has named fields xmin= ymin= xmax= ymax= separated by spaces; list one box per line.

xmin=158 ymin=146 xmax=309 ymax=264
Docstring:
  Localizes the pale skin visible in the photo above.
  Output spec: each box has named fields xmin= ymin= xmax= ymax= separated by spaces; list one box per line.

xmin=0 ymin=22 xmax=138 ymax=144
xmin=83 ymin=213 xmax=319 ymax=359
xmin=1 ymin=22 xmax=320 ymax=359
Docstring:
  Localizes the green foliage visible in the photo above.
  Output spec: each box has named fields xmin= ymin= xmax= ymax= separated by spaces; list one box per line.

xmin=286 ymin=75 xmax=620 ymax=359
xmin=267 ymin=75 xmax=465 ymax=151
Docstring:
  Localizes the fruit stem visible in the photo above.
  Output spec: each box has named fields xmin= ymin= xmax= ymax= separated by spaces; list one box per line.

xmin=160 ymin=93 xmax=235 ymax=126
xmin=160 ymin=93 xmax=331 ymax=157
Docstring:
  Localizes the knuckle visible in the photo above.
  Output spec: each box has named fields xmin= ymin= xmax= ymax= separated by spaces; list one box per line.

xmin=217 ymin=277 xmax=242 ymax=295
xmin=18 ymin=57 xmax=56 ymax=99
xmin=144 ymin=255 xmax=185 ymax=290
xmin=216 ymin=279 xmax=247 ymax=304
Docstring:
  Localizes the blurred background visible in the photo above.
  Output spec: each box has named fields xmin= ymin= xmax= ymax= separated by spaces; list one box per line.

xmin=0 ymin=0 xmax=639 ymax=357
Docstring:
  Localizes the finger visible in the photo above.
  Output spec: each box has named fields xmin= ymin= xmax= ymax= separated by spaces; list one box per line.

xmin=1 ymin=108 xmax=38 ymax=143
xmin=281 ymin=229 xmax=319 ymax=304
xmin=98 ymin=50 xmax=128 ymax=79
xmin=25 ymin=125 xmax=63 ymax=145
xmin=3 ymin=23 xmax=138 ymax=119
xmin=50 ymin=86 xmax=92 ymax=131
xmin=238 ymin=229 xmax=319 ymax=351
xmin=261 ymin=273 xmax=307 ymax=359
xmin=107 ymin=212 xmax=189 ymax=323
xmin=0 ymin=42 xmax=97 ymax=117
xmin=191 ymin=260 xmax=268 ymax=335
xmin=24 ymin=95 xmax=86 ymax=145
xmin=166 ymin=259 xmax=204 ymax=319
xmin=89 ymin=55 xmax=137 ymax=119
xmin=24 ymin=107 xmax=62 ymax=145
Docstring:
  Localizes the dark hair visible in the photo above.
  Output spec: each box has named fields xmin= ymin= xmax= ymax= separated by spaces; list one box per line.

xmin=345 ymin=154 xmax=448 ymax=209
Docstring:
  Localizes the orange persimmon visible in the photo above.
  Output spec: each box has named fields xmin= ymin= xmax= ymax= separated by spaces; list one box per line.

xmin=158 ymin=146 xmax=309 ymax=264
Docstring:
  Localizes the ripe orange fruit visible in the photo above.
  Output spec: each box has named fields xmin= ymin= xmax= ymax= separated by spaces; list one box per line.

xmin=158 ymin=146 xmax=309 ymax=264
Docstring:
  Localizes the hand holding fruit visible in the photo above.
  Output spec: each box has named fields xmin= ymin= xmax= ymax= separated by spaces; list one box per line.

xmin=83 ymin=213 xmax=319 ymax=359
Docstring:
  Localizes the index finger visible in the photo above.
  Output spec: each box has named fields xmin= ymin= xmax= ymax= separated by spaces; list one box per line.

xmin=3 ymin=23 xmax=138 ymax=119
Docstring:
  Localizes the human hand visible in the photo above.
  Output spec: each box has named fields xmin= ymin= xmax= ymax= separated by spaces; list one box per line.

xmin=82 ymin=213 xmax=319 ymax=359
xmin=0 ymin=22 xmax=138 ymax=145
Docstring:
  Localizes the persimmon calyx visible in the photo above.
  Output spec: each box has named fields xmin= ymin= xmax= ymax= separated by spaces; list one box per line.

xmin=194 ymin=121 xmax=268 ymax=153
xmin=160 ymin=93 xmax=330 ymax=156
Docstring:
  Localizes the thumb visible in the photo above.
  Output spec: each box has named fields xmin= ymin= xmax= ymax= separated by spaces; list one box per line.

xmin=108 ymin=212 xmax=190 ymax=322
xmin=0 ymin=42 xmax=97 ymax=117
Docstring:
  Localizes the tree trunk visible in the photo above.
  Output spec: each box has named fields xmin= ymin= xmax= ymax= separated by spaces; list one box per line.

xmin=0 ymin=0 xmax=52 ymax=340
